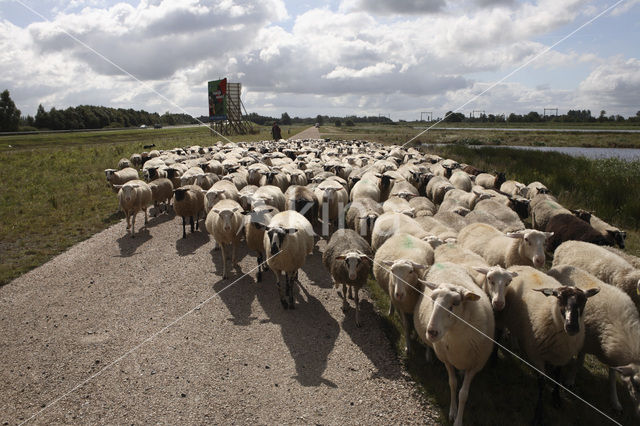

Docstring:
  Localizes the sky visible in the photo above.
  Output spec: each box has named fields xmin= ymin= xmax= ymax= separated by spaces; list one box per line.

xmin=1 ymin=0 xmax=639 ymax=121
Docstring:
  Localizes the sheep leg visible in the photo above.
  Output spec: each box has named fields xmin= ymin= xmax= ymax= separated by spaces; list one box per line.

xmin=401 ymin=312 xmax=412 ymax=353
xmin=533 ymin=374 xmax=546 ymax=425
xmin=220 ymin=243 xmax=228 ymax=279
xmin=388 ymin=303 xmax=395 ymax=316
xmin=609 ymin=368 xmax=623 ymax=412
xmin=287 ymin=273 xmax=296 ymax=309
xmin=143 ymin=207 xmax=148 ymax=225
xmin=551 ymin=366 xmax=563 ymax=408
xmin=348 ymin=286 xmax=354 ymax=300
xmin=181 ymin=217 xmax=187 ymax=239
xmin=195 ymin=211 xmax=200 ymax=230
xmin=153 ymin=201 xmax=159 ymax=217
xmin=354 ymin=287 xmax=361 ymax=328
xmin=454 ymin=369 xmax=477 ymax=426
xmin=340 ymin=284 xmax=349 ymax=313
xmin=189 ymin=216 xmax=195 ymax=234
xmin=566 ymin=351 xmax=584 ymax=388
xmin=276 ymin=272 xmax=288 ymax=309
xmin=125 ymin=211 xmax=131 ymax=230
xmin=130 ymin=212 xmax=136 ymax=238
xmin=444 ymin=362 xmax=458 ymax=423
xmin=231 ymin=242 xmax=237 ymax=268
xmin=257 ymin=254 xmax=263 ymax=282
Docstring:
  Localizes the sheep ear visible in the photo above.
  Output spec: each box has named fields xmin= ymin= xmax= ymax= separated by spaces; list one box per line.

xmin=201 ymin=189 xmax=207 ymax=194
xmin=410 ymin=261 xmax=427 ymax=270
xmin=335 ymin=255 xmax=346 ymax=260
xmin=614 ymin=365 xmax=635 ymax=377
xmin=506 ymin=232 xmax=524 ymax=239
xmin=286 ymin=228 xmax=298 ymax=234
xmin=113 ymin=184 xmax=123 ymax=189
xmin=381 ymin=260 xmax=395 ymax=267
xmin=544 ymin=232 xmax=554 ymax=238
xmin=533 ymin=288 xmax=557 ymax=297
xmin=463 ymin=291 xmax=481 ymax=302
xmin=509 ymin=271 xmax=518 ymax=278
xmin=473 ymin=267 xmax=490 ymax=275
xmin=232 ymin=207 xmax=239 ymax=213
xmin=584 ymin=288 xmax=600 ymax=298
xmin=418 ymin=279 xmax=438 ymax=290
xmin=212 ymin=209 xmax=220 ymax=214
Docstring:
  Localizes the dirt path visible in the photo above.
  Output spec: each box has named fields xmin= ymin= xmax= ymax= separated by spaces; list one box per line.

xmin=0 ymin=211 xmax=439 ymax=424
xmin=290 ymin=126 xmax=321 ymax=140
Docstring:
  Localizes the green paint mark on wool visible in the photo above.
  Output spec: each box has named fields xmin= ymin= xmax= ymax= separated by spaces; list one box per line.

xmin=433 ymin=262 xmax=445 ymax=270
xmin=403 ymin=235 xmax=414 ymax=248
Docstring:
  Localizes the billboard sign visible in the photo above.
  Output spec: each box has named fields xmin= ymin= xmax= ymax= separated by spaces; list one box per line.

xmin=208 ymin=78 xmax=227 ymax=120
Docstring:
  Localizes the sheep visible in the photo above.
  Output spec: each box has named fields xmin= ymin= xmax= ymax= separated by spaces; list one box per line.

xmin=382 ymin=196 xmax=414 ymax=216
xmin=148 ymin=178 xmax=173 ymax=216
xmin=389 ymin=180 xmax=419 ymax=199
xmin=322 ymin=229 xmax=374 ymax=327
xmin=475 ymin=171 xmax=506 ymax=190
xmin=115 ymin=180 xmax=152 ymax=238
xmin=413 ymin=262 xmax=494 ymax=426
xmin=415 ymin=216 xmax=457 ymax=242
xmin=222 ymin=170 xmax=248 ymax=190
xmin=193 ymin=173 xmax=219 ymax=191
xmin=434 ymin=243 xmax=517 ymax=311
xmin=373 ymin=233 xmax=434 ymax=352
xmin=259 ymin=169 xmax=290 ymax=192
xmin=264 ymin=210 xmax=315 ymax=309
xmin=173 ymin=184 xmax=205 ymax=239
xmin=247 ymin=163 xmax=270 ymax=186
xmin=529 ymin=193 xmax=570 ymax=231
xmin=457 ymin=223 xmax=552 ymax=269
xmin=571 ymin=209 xmax=627 ymax=249
xmin=544 ymin=213 xmax=611 ymax=252
xmin=425 ymin=176 xmax=454 ymax=205
xmin=314 ymin=178 xmax=349 ymax=235
xmin=553 ymin=240 xmax=640 ymax=306
xmin=244 ymin=205 xmax=279 ymax=282
xmin=129 ymin=153 xmax=142 ymax=168
xmin=249 ymin=185 xmax=286 ymax=212
xmin=603 ymin=246 xmax=640 ymax=269
xmin=468 ymin=198 xmax=525 ymax=233
xmin=500 ymin=180 xmax=528 ymax=198
xmin=547 ymin=265 xmax=640 ymax=417
xmin=500 ymin=265 xmax=599 ymax=424
xmin=117 ymin=158 xmax=131 ymax=170
xmin=349 ymin=175 xmax=381 ymax=202
xmin=204 ymin=180 xmax=240 ymax=213
xmin=205 ymin=199 xmax=245 ymax=279
xmin=440 ymin=189 xmax=489 ymax=212
xmin=238 ymin=185 xmax=259 ymax=211
xmin=345 ymin=197 xmax=383 ymax=243
xmin=409 ymin=196 xmax=436 ymax=217
xmin=284 ymin=185 xmax=319 ymax=229
xmin=526 ymin=181 xmax=550 ymax=199
xmin=449 ymin=170 xmax=473 ymax=192
xmin=461 ymin=164 xmax=485 ymax=176
xmin=105 ymin=167 xmax=138 ymax=191
xmin=144 ymin=166 xmax=168 ymax=182
xmin=433 ymin=209 xmax=469 ymax=233
xmin=371 ymin=212 xmax=428 ymax=251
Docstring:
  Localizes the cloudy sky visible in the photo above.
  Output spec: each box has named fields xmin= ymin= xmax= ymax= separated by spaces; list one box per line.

xmin=1 ymin=0 xmax=639 ymax=121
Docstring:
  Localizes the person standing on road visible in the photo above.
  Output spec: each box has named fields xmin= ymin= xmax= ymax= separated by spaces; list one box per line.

xmin=272 ymin=122 xmax=282 ymax=141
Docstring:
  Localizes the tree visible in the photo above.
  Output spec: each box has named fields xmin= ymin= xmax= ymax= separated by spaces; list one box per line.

xmin=281 ymin=112 xmax=292 ymax=125
xmin=0 ymin=89 xmax=21 ymax=131
xmin=316 ymin=114 xmax=324 ymax=126
xmin=335 ymin=119 xmax=342 ymax=127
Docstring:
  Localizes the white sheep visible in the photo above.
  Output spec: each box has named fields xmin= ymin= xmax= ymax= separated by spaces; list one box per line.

xmin=115 ymin=179 xmax=152 ymax=238
xmin=264 ymin=210 xmax=315 ymax=309
xmin=529 ymin=193 xmax=570 ymax=230
xmin=552 ymin=240 xmax=640 ymax=306
xmin=371 ymin=212 xmax=428 ymax=251
xmin=205 ymin=199 xmax=245 ymax=279
xmin=425 ymin=175 xmax=454 ymax=205
xmin=413 ymin=261 xmax=494 ymax=426
xmin=204 ymin=180 xmax=240 ymax=213
xmin=349 ymin=174 xmax=381 ymax=202
xmin=244 ymin=205 xmax=279 ymax=282
xmin=249 ymin=185 xmax=286 ymax=212
xmin=526 ymin=181 xmax=550 ymax=199
xmin=148 ymin=178 xmax=173 ymax=216
xmin=345 ymin=197 xmax=383 ymax=243
xmin=457 ymin=223 xmax=552 ymax=269
xmin=500 ymin=265 xmax=599 ymax=424
xmin=105 ymin=167 xmax=138 ymax=191
xmin=314 ymin=178 xmax=349 ymax=235
xmin=434 ymin=243 xmax=517 ymax=311
xmin=409 ymin=196 xmax=437 ymax=217
xmin=382 ymin=196 xmax=415 ymax=216
xmin=117 ymin=158 xmax=131 ymax=170
xmin=415 ymin=216 xmax=458 ymax=242
xmin=322 ymin=229 xmax=374 ymax=327
xmin=547 ymin=265 xmax=640 ymax=417
xmin=449 ymin=170 xmax=473 ymax=192
xmin=373 ymin=233 xmax=435 ymax=352
xmin=466 ymin=198 xmax=525 ymax=233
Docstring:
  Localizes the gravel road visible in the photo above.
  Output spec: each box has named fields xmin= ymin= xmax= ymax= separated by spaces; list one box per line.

xmin=0 ymin=206 xmax=439 ymax=424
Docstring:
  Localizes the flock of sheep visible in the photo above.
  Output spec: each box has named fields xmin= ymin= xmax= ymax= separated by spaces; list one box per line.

xmin=104 ymin=139 xmax=640 ymax=425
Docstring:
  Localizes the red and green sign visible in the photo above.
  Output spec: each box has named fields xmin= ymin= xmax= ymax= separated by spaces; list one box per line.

xmin=208 ymin=78 xmax=227 ymax=120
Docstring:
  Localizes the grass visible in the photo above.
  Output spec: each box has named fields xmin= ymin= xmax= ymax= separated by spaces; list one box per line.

xmin=320 ymin=122 xmax=640 ymax=148
xmin=0 ymin=124 xmax=307 ymax=286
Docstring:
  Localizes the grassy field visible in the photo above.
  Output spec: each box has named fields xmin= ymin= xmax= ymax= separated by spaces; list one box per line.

xmin=319 ymin=122 xmax=640 ymax=148
xmin=0 ymin=124 xmax=307 ymax=286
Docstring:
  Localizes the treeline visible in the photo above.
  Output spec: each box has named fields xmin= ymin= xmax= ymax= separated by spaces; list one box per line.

xmin=441 ymin=109 xmax=640 ymax=124
xmin=22 ymin=104 xmax=198 ymax=130
xmin=244 ymin=112 xmax=393 ymax=126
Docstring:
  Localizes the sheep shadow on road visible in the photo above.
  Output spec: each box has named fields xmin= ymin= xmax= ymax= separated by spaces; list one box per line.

xmin=116 ymin=227 xmax=152 ymax=257
xmin=175 ymin=229 xmax=210 ymax=256
xmin=256 ymin=275 xmax=339 ymax=388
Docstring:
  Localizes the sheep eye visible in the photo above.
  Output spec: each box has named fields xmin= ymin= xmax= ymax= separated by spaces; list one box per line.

xmin=448 ymin=305 xmax=454 ymax=312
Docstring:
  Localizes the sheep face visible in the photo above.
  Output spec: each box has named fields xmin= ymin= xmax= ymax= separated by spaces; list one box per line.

xmin=534 ymin=286 xmax=599 ymax=336
xmin=422 ymin=282 xmax=480 ymax=342
xmin=119 ymin=184 xmax=140 ymax=204
xmin=474 ymin=266 xmax=517 ymax=311
xmin=205 ymin=189 xmax=226 ymax=208
xmin=265 ymin=226 xmax=297 ymax=256
xmin=212 ymin=208 xmax=240 ymax=233
xmin=615 ymin=364 xmax=640 ymax=418
xmin=336 ymin=251 xmax=369 ymax=280
xmin=507 ymin=229 xmax=553 ymax=268
xmin=608 ymin=230 xmax=626 ymax=249
xmin=104 ymin=169 xmax=116 ymax=181
xmin=382 ymin=260 xmax=425 ymax=304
